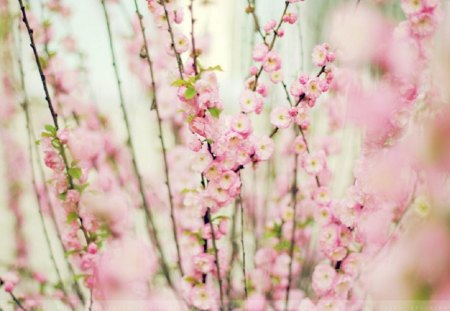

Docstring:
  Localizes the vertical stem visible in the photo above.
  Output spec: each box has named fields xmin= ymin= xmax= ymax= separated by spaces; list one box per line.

xmin=16 ymin=0 xmax=91 ymax=246
xmin=226 ymin=201 xmax=239 ymax=308
xmin=238 ymin=193 xmax=248 ymax=300
xmin=189 ymin=0 xmax=198 ymax=75
xmin=15 ymin=17 xmax=70 ymax=302
xmin=160 ymin=0 xmax=184 ymax=79
xmin=284 ymin=150 xmax=299 ymax=311
xmin=132 ymin=0 xmax=184 ymax=278
xmin=0 ymin=280 xmax=26 ymax=311
xmin=207 ymin=208 xmax=225 ymax=311
xmin=99 ymin=0 xmax=173 ymax=288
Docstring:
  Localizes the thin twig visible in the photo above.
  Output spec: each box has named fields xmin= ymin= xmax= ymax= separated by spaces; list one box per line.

xmin=284 ymin=149 xmax=299 ymax=311
xmin=160 ymin=0 xmax=184 ymax=79
xmin=238 ymin=193 xmax=248 ymax=300
xmin=99 ymin=0 xmax=173 ymax=288
xmin=225 ymin=201 xmax=239 ymax=308
xmin=16 ymin=0 xmax=91 ymax=245
xmin=208 ymin=208 xmax=225 ymax=311
xmin=133 ymin=0 xmax=184 ymax=278
xmin=189 ymin=0 xmax=198 ymax=75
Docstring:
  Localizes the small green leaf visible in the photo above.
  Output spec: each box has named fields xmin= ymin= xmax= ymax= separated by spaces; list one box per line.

xmin=186 ymin=115 xmax=195 ymax=124
xmin=68 ymin=167 xmax=82 ymax=179
xmin=171 ymin=79 xmax=188 ymax=87
xmin=44 ymin=124 xmax=56 ymax=135
xmin=184 ymin=87 xmax=196 ymax=100
xmin=66 ymin=211 xmax=78 ymax=223
xmin=202 ymin=65 xmax=223 ymax=72
xmin=184 ymin=276 xmax=200 ymax=285
xmin=208 ymin=107 xmax=222 ymax=118
xmin=51 ymin=139 xmax=61 ymax=149
xmin=58 ymin=192 xmax=67 ymax=200
xmin=74 ymin=183 xmax=89 ymax=193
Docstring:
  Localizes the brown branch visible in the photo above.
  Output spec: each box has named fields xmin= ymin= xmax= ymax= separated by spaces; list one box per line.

xmin=100 ymin=0 xmax=173 ymax=287
xmin=133 ymin=0 xmax=184 ymax=278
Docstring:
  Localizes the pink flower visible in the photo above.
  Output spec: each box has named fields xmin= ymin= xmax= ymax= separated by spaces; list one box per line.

xmin=263 ymin=51 xmax=282 ymax=72
xmin=218 ymin=170 xmax=238 ymax=190
xmin=252 ymin=43 xmax=269 ymax=62
xmin=263 ymin=19 xmax=277 ymax=33
xmin=283 ymin=12 xmax=298 ymax=24
xmin=312 ymin=44 xmax=329 ymax=67
xmin=193 ymin=253 xmax=215 ymax=274
xmin=270 ymin=106 xmax=292 ymax=129
xmin=190 ymin=285 xmax=213 ymax=310
xmin=270 ymin=70 xmax=283 ymax=84
xmin=312 ymin=264 xmax=337 ymax=295
xmin=305 ymin=78 xmax=322 ymax=100
xmin=240 ymin=90 xmax=263 ymax=114
xmin=174 ymin=33 xmax=189 ymax=53
xmin=302 ymin=152 xmax=325 ymax=175
xmin=253 ymin=136 xmax=274 ymax=161
xmin=292 ymin=135 xmax=307 ymax=154
xmin=231 ymin=114 xmax=253 ymax=137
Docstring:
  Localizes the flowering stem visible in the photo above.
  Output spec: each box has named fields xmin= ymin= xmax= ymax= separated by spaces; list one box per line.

xmin=160 ymin=0 xmax=184 ymax=79
xmin=133 ymin=0 xmax=184 ymax=278
xmin=189 ymin=0 xmax=199 ymax=75
xmin=284 ymin=149 xmax=299 ymax=311
xmin=238 ymin=193 xmax=248 ymax=300
xmin=16 ymin=0 xmax=91 ymax=246
xmin=251 ymin=1 xmax=290 ymax=92
xmin=0 ymin=279 xmax=26 ymax=311
xmin=246 ymin=0 xmax=267 ymax=44
xmin=207 ymin=208 xmax=225 ymax=311
xmin=14 ymin=16 xmax=71 ymax=303
xmin=99 ymin=0 xmax=173 ymax=288
xmin=226 ymin=201 xmax=239 ymax=307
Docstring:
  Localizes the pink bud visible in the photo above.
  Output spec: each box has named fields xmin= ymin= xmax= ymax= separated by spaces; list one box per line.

xmin=327 ymin=51 xmax=336 ymax=62
xmin=288 ymin=107 xmax=299 ymax=118
xmin=299 ymin=74 xmax=309 ymax=84
xmin=4 ymin=282 xmax=14 ymax=293
xmin=87 ymin=243 xmax=98 ymax=254
xmin=263 ymin=19 xmax=277 ymax=33
xmin=249 ymin=66 xmax=259 ymax=76
xmin=277 ymin=28 xmax=285 ymax=37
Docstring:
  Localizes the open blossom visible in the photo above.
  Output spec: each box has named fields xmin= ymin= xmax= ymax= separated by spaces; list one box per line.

xmin=231 ymin=113 xmax=252 ymax=137
xmin=240 ymin=89 xmax=263 ymax=114
xmin=292 ymin=135 xmax=307 ymax=154
xmin=263 ymin=51 xmax=282 ymax=72
xmin=193 ymin=253 xmax=215 ymax=274
xmin=312 ymin=264 xmax=337 ymax=295
xmin=270 ymin=106 xmax=292 ymax=129
xmin=190 ymin=285 xmax=214 ymax=310
xmin=302 ymin=152 xmax=326 ymax=175
xmin=174 ymin=33 xmax=190 ymax=53
xmin=253 ymin=136 xmax=274 ymax=161
xmin=252 ymin=43 xmax=269 ymax=62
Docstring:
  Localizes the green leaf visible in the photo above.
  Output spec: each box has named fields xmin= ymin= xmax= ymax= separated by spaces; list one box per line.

xmin=171 ymin=79 xmax=188 ymax=87
xmin=66 ymin=211 xmax=78 ymax=223
xmin=202 ymin=65 xmax=223 ymax=72
xmin=75 ymin=183 xmax=89 ymax=193
xmin=184 ymin=276 xmax=200 ymax=285
xmin=51 ymin=139 xmax=61 ymax=149
xmin=44 ymin=124 xmax=56 ymax=135
xmin=208 ymin=107 xmax=222 ymax=118
xmin=68 ymin=167 xmax=82 ymax=179
xmin=184 ymin=87 xmax=196 ymax=100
